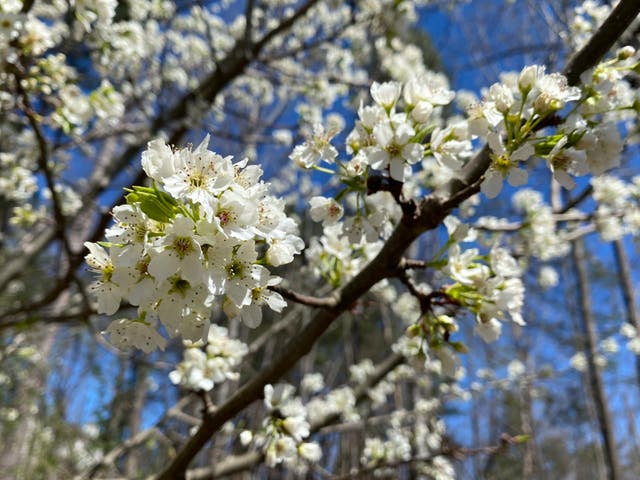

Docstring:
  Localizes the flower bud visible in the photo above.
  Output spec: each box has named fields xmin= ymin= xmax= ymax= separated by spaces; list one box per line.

xmin=617 ymin=45 xmax=635 ymax=60
xmin=518 ymin=65 xmax=543 ymax=93
xmin=489 ymin=83 xmax=514 ymax=113
xmin=406 ymin=324 xmax=421 ymax=338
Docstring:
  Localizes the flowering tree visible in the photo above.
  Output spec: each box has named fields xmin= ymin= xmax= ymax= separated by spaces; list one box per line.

xmin=1 ymin=0 xmax=640 ymax=478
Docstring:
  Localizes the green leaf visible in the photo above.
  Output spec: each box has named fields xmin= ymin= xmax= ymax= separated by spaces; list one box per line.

xmin=125 ymin=185 xmax=179 ymax=223
xmin=512 ymin=434 xmax=532 ymax=444
xmin=126 ymin=192 xmax=170 ymax=223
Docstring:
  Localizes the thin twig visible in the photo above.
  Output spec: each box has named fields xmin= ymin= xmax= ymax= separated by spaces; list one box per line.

xmin=269 ymin=285 xmax=338 ymax=308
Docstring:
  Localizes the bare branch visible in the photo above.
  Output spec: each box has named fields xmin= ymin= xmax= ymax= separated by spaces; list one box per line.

xmin=269 ymin=285 xmax=338 ymax=308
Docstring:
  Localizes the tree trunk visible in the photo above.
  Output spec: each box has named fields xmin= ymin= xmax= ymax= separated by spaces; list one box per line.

xmin=519 ymin=353 xmax=535 ymax=479
xmin=572 ymin=238 xmax=622 ymax=480
xmin=612 ymin=239 xmax=640 ymax=387
xmin=124 ymin=354 xmax=148 ymax=476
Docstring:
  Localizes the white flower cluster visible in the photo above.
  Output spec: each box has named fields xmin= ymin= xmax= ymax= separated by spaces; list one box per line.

xmin=292 ymin=57 xmax=634 ymax=205
xmin=348 ymin=77 xmax=458 ymax=182
xmin=304 ymin=190 xmax=401 ymax=287
xmin=349 ymin=359 xmax=394 ymax=408
xmin=444 ymin=244 xmax=525 ymax=334
xmin=393 ymin=315 xmax=466 ymax=379
xmin=620 ymin=323 xmax=640 ymax=355
xmin=0 ymin=152 xmax=38 ymax=203
xmin=387 ymin=242 xmax=524 ymax=375
xmin=361 ymin=430 xmax=411 ymax=470
xmin=290 ymin=74 xmax=459 ymax=183
xmin=569 ymin=351 xmax=607 ymax=372
xmin=361 ymin=412 xmax=453 ymax=480
xmin=467 ymin=65 xmax=578 ymax=197
xmin=169 ymin=325 xmax=248 ymax=391
xmin=511 ymin=189 xmax=570 ymax=260
xmin=241 ymin=359 xmax=451 ymax=476
xmin=305 ymin=385 xmax=359 ymax=425
xmin=289 ymin=123 xmax=340 ymax=169
xmin=565 ymin=1 xmax=640 ymax=52
xmin=591 ymin=175 xmax=640 ymax=241
xmin=537 ymin=265 xmax=559 ymax=289
xmin=468 ymin=58 xmax=634 ymax=198
xmin=85 ymin=136 xmax=303 ymax=351
xmin=245 ymin=384 xmax=321 ymax=473
xmin=305 ymin=223 xmax=384 ymax=288
xmin=569 ymin=337 xmax=621 ymax=373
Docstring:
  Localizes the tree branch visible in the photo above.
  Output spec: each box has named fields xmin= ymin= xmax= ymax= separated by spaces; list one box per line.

xmin=269 ymin=285 xmax=338 ymax=308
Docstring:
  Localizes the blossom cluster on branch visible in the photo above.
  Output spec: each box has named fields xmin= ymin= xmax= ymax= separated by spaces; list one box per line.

xmin=85 ymin=136 xmax=302 ymax=350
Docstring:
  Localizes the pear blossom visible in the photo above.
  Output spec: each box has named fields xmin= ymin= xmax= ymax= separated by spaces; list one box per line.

xmin=84 ymin=242 xmax=122 ymax=315
xmin=481 ymin=134 xmax=534 ymax=198
xmin=256 ymin=383 xmax=320 ymax=470
xmin=533 ymin=73 xmax=581 ymax=113
xmin=309 ymin=196 xmax=344 ymax=226
xmin=223 ymin=269 xmax=286 ymax=328
xmin=518 ymin=64 xmax=545 ymax=93
xmin=289 ymin=123 xmax=339 ymax=168
xmin=443 ymin=245 xmax=487 ymax=286
xmin=538 ymin=266 xmax=559 ymax=289
xmin=578 ymin=121 xmax=623 ymax=175
xmin=475 ymin=318 xmax=502 ymax=343
xmin=368 ymin=117 xmax=424 ymax=181
xmin=298 ymin=442 xmax=322 ymax=462
xmin=147 ymin=215 xmax=205 ymax=285
xmin=370 ymin=81 xmax=402 ymax=109
xmin=141 ymin=139 xmax=175 ymax=182
xmin=546 ymin=136 xmax=587 ymax=189
xmin=163 ymin=137 xmax=234 ymax=219
xmin=301 ymin=373 xmax=324 ymax=395
xmin=403 ymin=73 xmax=455 ymax=123
xmin=430 ymin=126 xmax=471 ymax=172
xmin=488 ymin=82 xmax=515 ymax=113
